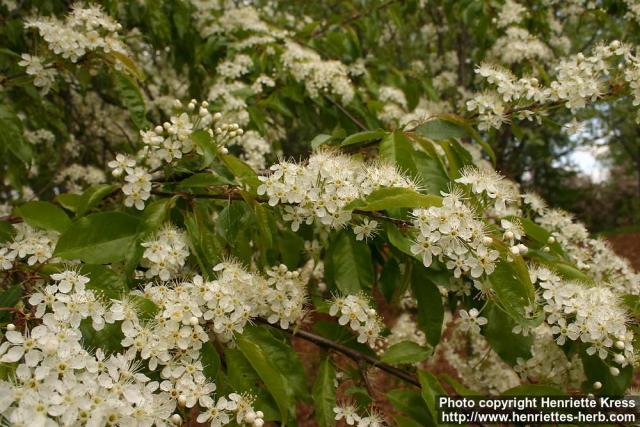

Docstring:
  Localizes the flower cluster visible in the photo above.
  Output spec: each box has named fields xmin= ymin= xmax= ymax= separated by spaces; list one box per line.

xmin=55 ymin=164 xmax=106 ymax=193
xmin=436 ymin=318 xmax=520 ymax=394
xmin=140 ymin=224 xmax=190 ymax=281
xmin=329 ymin=294 xmax=384 ymax=348
xmin=258 ymin=151 xmax=416 ymax=231
xmin=281 ymin=41 xmax=355 ymax=104
xmin=0 ymin=223 xmax=58 ymax=270
xmin=108 ymin=100 xmax=242 ymax=210
xmin=17 ymin=54 xmax=57 ymax=94
xmin=0 ymin=256 xmax=310 ymax=425
xmin=514 ymin=324 xmax=586 ymax=389
xmin=531 ymin=266 xmax=633 ymax=366
xmin=410 ymin=191 xmax=499 ymax=279
xmin=469 ymin=40 xmax=638 ymax=129
xmin=385 ymin=313 xmax=427 ymax=349
xmin=24 ymin=4 xmax=127 ymax=63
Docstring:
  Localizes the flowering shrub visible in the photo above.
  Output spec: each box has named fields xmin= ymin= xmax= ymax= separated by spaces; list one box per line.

xmin=1 ymin=1 xmax=640 ymax=426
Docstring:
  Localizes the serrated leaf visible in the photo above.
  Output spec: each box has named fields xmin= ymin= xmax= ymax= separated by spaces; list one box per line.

xmin=54 ymin=212 xmax=141 ymax=264
xmin=312 ymin=357 xmax=337 ymax=427
xmin=114 ymin=71 xmax=147 ymax=129
xmin=15 ymin=201 xmax=71 ymax=233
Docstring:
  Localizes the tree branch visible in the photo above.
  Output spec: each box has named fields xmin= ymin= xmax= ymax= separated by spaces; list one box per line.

xmin=258 ymin=319 xmax=421 ymax=387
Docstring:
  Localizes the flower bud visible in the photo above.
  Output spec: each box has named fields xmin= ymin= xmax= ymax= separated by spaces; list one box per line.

xmin=256 ymin=411 xmax=264 ymax=418
xmin=6 ymin=323 xmax=15 ymax=331
xmin=170 ymin=414 xmax=182 ymax=425
xmin=155 ymin=125 xmax=163 ymax=133
xmin=189 ymin=316 xmax=199 ymax=326
xmin=547 ymin=236 xmax=555 ymax=244
xmin=542 ymin=246 xmax=550 ymax=252
xmin=254 ymin=419 xmax=264 ymax=427
xmin=614 ymin=354 xmax=625 ymax=365
xmin=593 ymin=381 xmax=602 ymax=390
xmin=610 ymin=367 xmax=620 ymax=376
xmin=482 ymin=236 xmax=493 ymax=245
xmin=177 ymin=395 xmax=187 ymax=407
xmin=615 ymin=340 xmax=625 ymax=350
xmin=510 ymin=246 xmax=520 ymax=255
xmin=245 ymin=411 xmax=256 ymax=423
xmin=504 ymin=231 xmax=514 ymax=240
xmin=213 ymin=112 xmax=222 ymax=121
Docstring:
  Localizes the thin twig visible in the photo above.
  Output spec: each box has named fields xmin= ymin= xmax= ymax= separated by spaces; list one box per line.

xmin=259 ymin=319 xmax=420 ymax=387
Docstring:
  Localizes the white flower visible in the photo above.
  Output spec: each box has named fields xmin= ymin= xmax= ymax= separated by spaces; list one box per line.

xmin=334 ymin=404 xmax=361 ymax=425
xmin=458 ymin=308 xmax=487 ymax=334
xmin=353 ymin=219 xmax=378 ymax=241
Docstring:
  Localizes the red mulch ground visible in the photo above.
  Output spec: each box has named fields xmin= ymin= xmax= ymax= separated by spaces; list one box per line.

xmin=607 ymin=232 xmax=640 ymax=271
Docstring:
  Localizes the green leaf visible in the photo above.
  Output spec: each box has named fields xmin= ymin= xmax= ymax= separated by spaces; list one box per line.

xmin=57 ymin=184 xmax=116 ymax=217
xmin=483 ymin=303 xmax=532 ymax=365
xmin=224 ymin=348 xmax=281 ymax=420
xmin=349 ymin=187 xmax=441 ymax=211
xmin=489 ymin=257 xmax=537 ymax=324
xmin=416 ymin=119 xmax=466 ymax=141
xmin=15 ymin=201 xmax=71 ymax=233
xmin=502 ymin=384 xmax=566 ymax=396
xmin=341 ymin=130 xmax=386 ymax=147
xmin=191 ymin=130 xmax=218 ymax=167
xmin=411 ymin=264 xmax=444 ymax=347
xmin=378 ymin=131 xmax=417 ymax=175
xmin=310 ymin=134 xmax=333 ymax=150
xmin=236 ymin=330 xmax=294 ymax=424
xmin=201 ymin=342 xmax=221 ymax=382
xmin=221 ymin=154 xmax=261 ymax=193
xmin=380 ymin=341 xmax=431 ymax=365
xmin=379 ymin=258 xmax=401 ymax=302
xmin=622 ymin=294 xmax=640 ymax=321
xmin=114 ymin=71 xmax=147 ymax=129
xmin=418 ymin=370 xmax=447 ymax=424
xmin=415 ymin=115 xmax=495 ymax=164
xmin=78 ymin=264 xmax=127 ymax=298
xmin=413 ymin=150 xmax=449 ymax=195
xmin=385 ymin=223 xmax=416 ymax=258
xmin=312 ymin=357 xmax=337 ymax=427
xmin=0 ymin=106 xmax=32 ymax=164
xmin=387 ymin=389 xmax=433 ymax=426
xmin=54 ymin=212 xmax=141 ymax=264
xmin=327 ymin=231 xmax=374 ymax=294
xmin=0 ymin=286 xmax=22 ymax=323
xmin=580 ymin=350 xmax=633 ymax=396
xmin=177 ymin=172 xmax=234 ymax=188
xmin=0 ymin=221 xmax=14 ymax=243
